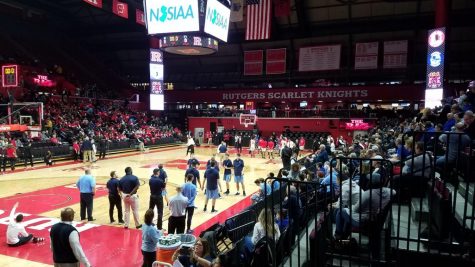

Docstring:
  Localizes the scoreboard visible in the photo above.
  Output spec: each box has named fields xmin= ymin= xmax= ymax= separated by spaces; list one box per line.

xmin=1 ymin=65 xmax=18 ymax=87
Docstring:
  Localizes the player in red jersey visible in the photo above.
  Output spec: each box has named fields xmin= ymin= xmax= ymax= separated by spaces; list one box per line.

xmin=267 ymin=138 xmax=275 ymax=160
xmin=258 ymin=138 xmax=267 ymax=159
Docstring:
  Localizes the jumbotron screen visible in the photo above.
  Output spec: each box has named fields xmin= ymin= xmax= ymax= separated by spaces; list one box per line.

xmin=204 ymin=0 xmax=231 ymax=42
xmin=145 ymin=0 xmax=200 ymax=34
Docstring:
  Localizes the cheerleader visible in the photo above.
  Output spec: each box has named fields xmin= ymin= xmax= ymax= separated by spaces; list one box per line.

xmin=186 ymin=136 xmax=195 ymax=157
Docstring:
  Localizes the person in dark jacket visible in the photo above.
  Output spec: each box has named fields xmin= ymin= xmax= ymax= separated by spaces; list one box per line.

xmin=81 ymin=137 xmax=93 ymax=163
xmin=22 ymin=139 xmax=33 ymax=169
xmin=281 ymin=145 xmax=292 ymax=170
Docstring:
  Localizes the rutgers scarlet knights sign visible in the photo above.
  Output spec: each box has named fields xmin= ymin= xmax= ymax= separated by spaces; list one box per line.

xmin=165 ymin=85 xmax=425 ymax=103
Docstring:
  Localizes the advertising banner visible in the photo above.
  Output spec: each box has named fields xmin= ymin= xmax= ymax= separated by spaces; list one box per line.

xmin=145 ymin=0 xmax=200 ymax=34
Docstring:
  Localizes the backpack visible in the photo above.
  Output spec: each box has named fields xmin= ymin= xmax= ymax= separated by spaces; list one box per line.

xmin=250 ymin=236 xmax=275 ymax=267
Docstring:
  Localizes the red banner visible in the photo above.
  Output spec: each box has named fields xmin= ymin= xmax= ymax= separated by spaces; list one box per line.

xmin=112 ymin=0 xmax=128 ymax=19
xmin=0 ymin=124 xmax=29 ymax=132
xmin=273 ymin=0 xmax=290 ymax=17
xmin=165 ymin=85 xmax=426 ymax=103
xmin=244 ymin=50 xmax=263 ymax=76
xmin=266 ymin=48 xmax=286 ymax=75
xmin=83 ymin=0 xmax=102 ymax=8
xmin=136 ymin=9 xmax=145 ymax=26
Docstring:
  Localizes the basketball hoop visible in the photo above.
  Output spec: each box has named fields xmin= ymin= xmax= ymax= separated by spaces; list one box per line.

xmin=239 ymin=114 xmax=257 ymax=128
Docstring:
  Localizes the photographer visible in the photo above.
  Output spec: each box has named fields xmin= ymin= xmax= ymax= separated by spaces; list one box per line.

xmin=172 ymin=238 xmax=213 ymax=267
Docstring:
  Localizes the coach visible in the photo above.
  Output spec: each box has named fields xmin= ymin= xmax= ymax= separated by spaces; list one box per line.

xmin=149 ymin=168 xmax=165 ymax=230
xmin=76 ymin=169 xmax=96 ymax=221
xmin=81 ymin=137 xmax=93 ymax=163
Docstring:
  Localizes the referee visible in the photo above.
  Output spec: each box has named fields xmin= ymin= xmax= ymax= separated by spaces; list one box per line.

xmin=76 ymin=169 xmax=96 ymax=221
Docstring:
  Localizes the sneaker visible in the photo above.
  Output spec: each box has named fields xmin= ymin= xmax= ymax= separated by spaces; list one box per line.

xmin=110 ymin=220 xmax=116 ymax=224
xmin=243 ymin=192 xmax=246 ymax=196
xmin=235 ymin=192 xmax=240 ymax=195
xmin=118 ymin=220 xmax=125 ymax=224
xmin=203 ymin=207 xmax=207 ymax=212
xmin=224 ymin=190 xmax=230 ymax=195
xmin=136 ymin=224 xmax=142 ymax=229
xmin=211 ymin=209 xmax=218 ymax=213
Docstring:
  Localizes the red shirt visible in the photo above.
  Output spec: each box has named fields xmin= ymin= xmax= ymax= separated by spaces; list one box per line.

xmin=73 ymin=143 xmax=80 ymax=152
xmin=6 ymin=147 xmax=16 ymax=158
xmin=299 ymin=139 xmax=305 ymax=147
xmin=267 ymin=141 xmax=275 ymax=149
xmin=259 ymin=139 xmax=267 ymax=148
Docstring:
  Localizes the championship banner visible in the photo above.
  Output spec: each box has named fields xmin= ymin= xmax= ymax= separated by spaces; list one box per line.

xmin=83 ymin=0 xmax=102 ymax=8
xmin=383 ymin=40 xmax=408 ymax=69
xmin=266 ymin=48 xmax=286 ymax=75
xmin=230 ymin=0 xmax=244 ymax=22
xmin=1 ymin=65 xmax=18 ymax=87
xmin=355 ymin=42 xmax=378 ymax=70
xmin=298 ymin=45 xmax=341 ymax=72
xmin=136 ymin=9 xmax=145 ymax=26
xmin=274 ymin=0 xmax=290 ymax=17
xmin=244 ymin=50 xmax=264 ymax=76
xmin=112 ymin=0 xmax=129 ymax=19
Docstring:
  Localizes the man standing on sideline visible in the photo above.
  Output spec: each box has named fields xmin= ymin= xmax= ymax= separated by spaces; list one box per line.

xmin=106 ymin=171 xmax=123 ymax=224
xmin=185 ymin=162 xmax=201 ymax=188
xmin=22 ymin=138 xmax=33 ymax=169
xmin=168 ymin=186 xmax=188 ymax=234
xmin=233 ymin=153 xmax=246 ymax=196
xmin=76 ymin=169 xmax=96 ymax=222
xmin=119 ymin=167 xmax=142 ymax=229
xmin=98 ymin=136 xmax=108 ymax=160
xmin=202 ymin=161 xmax=220 ymax=212
xmin=81 ymin=137 xmax=93 ymax=163
xmin=281 ymin=144 xmax=292 ymax=170
xmin=50 ymin=208 xmax=91 ymax=267
xmin=182 ymin=174 xmax=197 ymax=233
xmin=158 ymin=164 xmax=169 ymax=206
xmin=234 ymin=133 xmax=242 ymax=154
xmin=222 ymin=154 xmax=233 ymax=195
xmin=149 ymin=168 xmax=165 ymax=230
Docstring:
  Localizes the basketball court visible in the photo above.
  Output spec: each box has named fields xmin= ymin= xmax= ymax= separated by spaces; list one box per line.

xmin=0 ymin=144 xmax=283 ymax=266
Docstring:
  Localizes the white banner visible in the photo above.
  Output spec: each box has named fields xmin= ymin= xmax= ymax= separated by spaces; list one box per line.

xmin=298 ymin=45 xmax=341 ymax=72
xmin=383 ymin=40 xmax=408 ymax=69
xmin=355 ymin=42 xmax=378 ymax=70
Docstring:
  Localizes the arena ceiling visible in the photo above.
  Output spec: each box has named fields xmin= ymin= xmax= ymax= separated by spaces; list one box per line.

xmin=4 ymin=0 xmax=475 ymax=89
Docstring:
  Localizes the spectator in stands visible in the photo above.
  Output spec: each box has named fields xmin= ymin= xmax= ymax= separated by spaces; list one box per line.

xmin=50 ymin=134 xmax=59 ymax=145
xmin=6 ymin=202 xmax=44 ymax=247
xmin=172 ymin=238 xmax=213 ymax=267
xmin=333 ymin=169 xmax=360 ymax=209
xmin=436 ymin=122 xmax=471 ymax=169
xmin=275 ymin=209 xmax=289 ymax=232
xmin=443 ymin=113 xmax=456 ymax=132
xmin=251 ymin=178 xmax=271 ymax=204
xmin=464 ymin=110 xmax=475 ymax=139
xmin=315 ymin=144 xmax=329 ymax=164
xmin=392 ymin=141 xmax=432 ymax=195
xmin=141 ymin=209 xmax=161 ymax=267
xmin=283 ymin=185 xmax=302 ymax=241
xmin=251 ymin=209 xmax=281 ymax=245
xmin=334 ymin=185 xmax=395 ymax=240
xmin=44 ymin=150 xmax=53 ymax=166
xmin=267 ymin=172 xmax=280 ymax=191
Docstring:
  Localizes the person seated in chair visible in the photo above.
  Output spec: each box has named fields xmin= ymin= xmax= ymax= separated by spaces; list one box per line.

xmin=391 ymin=141 xmax=433 ymax=194
xmin=436 ymin=122 xmax=471 ymax=170
xmin=334 ymin=183 xmax=395 ymax=240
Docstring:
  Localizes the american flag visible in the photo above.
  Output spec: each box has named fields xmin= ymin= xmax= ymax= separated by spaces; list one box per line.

xmin=246 ymin=0 xmax=272 ymax=40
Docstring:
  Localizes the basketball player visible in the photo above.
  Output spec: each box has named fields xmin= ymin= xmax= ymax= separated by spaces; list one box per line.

xmin=267 ymin=138 xmax=275 ymax=160
xmin=186 ymin=136 xmax=195 ymax=157
xmin=258 ymin=138 xmax=267 ymax=159
xmin=202 ymin=161 xmax=220 ymax=212
xmin=233 ymin=154 xmax=245 ymax=196
xmin=217 ymin=141 xmax=227 ymax=163
xmin=222 ymin=154 xmax=233 ymax=195
xmin=249 ymin=137 xmax=256 ymax=158
xmin=234 ymin=133 xmax=243 ymax=154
